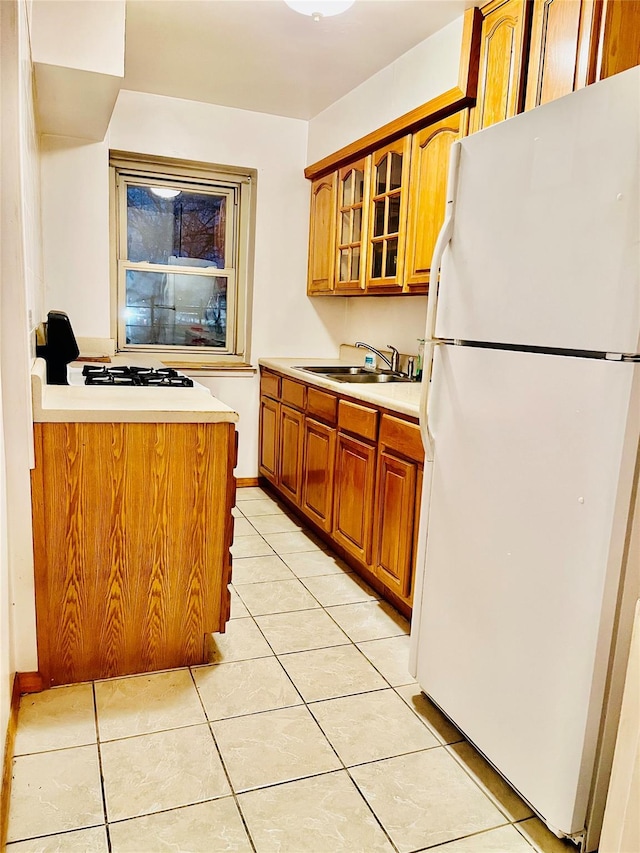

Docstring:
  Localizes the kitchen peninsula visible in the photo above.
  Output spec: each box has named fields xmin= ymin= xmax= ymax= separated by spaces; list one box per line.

xmin=30 ymin=359 xmax=238 ymax=688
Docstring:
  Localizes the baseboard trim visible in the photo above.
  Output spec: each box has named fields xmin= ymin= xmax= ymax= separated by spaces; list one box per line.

xmin=1 ymin=674 xmax=21 ymax=849
xmin=236 ymin=477 xmax=260 ymax=487
xmin=17 ymin=672 xmax=44 ymax=694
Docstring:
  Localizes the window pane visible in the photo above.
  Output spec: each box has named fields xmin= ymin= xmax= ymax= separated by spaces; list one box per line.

xmin=389 ymin=153 xmax=403 ymax=190
xmin=376 ymin=156 xmax=388 ymax=195
xmin=351 ymin=246 xmax=360 ymax=281
xmin=373 ymin=200 xmax=385 ymax=237
xmin=371 ymin=242 xmax=383 ymax=278
xmin=388 ymin=194 xmax=401 ymax=235
xmin=127 ymin=186 xmax=226 ymax=267
xmin=125 ymin=269 xmax=227 ymax=347
xmin=385 ymin=237 xmax=398 ymax=277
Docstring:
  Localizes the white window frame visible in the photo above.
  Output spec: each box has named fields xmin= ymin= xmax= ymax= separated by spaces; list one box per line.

xmin=109 ymin=152 xmax=255 ymax=367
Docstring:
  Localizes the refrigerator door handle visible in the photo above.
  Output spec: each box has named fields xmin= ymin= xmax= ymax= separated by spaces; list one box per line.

xmin=420 ymin=141 xmax=461 ymax=461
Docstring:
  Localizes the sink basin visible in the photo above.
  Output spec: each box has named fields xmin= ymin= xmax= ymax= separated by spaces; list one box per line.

xmin=296 ymin=365 xmax=412 ymax=383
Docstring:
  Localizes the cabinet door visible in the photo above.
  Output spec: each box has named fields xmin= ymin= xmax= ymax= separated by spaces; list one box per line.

xmin=373 ymin=450 xmax=418 ymax=600
xmin=279 ymin=405 xmax=305 ymax=505
xmin=335 ymin=157 xmax=370 ymax=293
xmin=471 ymin=0 xmax=532 ymax=133
xmin=365 ymin=136 xmax=411 ymax=291
xmin=597 ymin=0 xmax=640 ymax=80
xmin=308 ymin=173 xmax=337 ymax=295
xmin=525 ymin=0 xmax=598 ymax=110
xmin=405 ymin=112 xmax=467 ymax=293
xmin=259 ymin=395 xmax=280 ymax=484
xmin=333 ymin=432 xmax=376 ymax=564
xmin=301 ymin=418 xmax=336 ymax=532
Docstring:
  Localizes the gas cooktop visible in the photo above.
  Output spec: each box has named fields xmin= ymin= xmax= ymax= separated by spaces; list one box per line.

xmin=81 ymin=365 xmax=194 ymax=388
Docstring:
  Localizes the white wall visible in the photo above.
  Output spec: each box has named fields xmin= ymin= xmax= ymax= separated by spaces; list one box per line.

xmin=0 ymin=0 xmax=44 ymax=765
xmin=307 ymin=16 xmax=464 ymax=360
xmin=41 ymin=91 xmax=347 ymax=477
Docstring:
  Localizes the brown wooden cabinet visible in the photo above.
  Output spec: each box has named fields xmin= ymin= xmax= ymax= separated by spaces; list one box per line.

xmin=31 ymin=420 xmax=236 ymax=687
xmin=307 ymin=173 xmax=337 ymax=295
xmin=301 ymin=417 xmax=336 ymax=532
xmin=405 ymin=112 xmax=468 ymax=293
xmin=470 ymin=0 xmax=532 ymax=133
xmin=366 ymin=136 xmax=411 ymax=291
xmin=372 ymin=415 xmax=425 ymax=603
xmin=279 ymin=404 xmax=305 ymax=505
xmin=598 ymin=0 xmax=640 ymax=81
xmin=335 ymin=157 xmax=370 ymax=293
xmin=259 ymin=394 xmax=280 ymax=485
xmin=333 ymin=432 xmax=377 ymax=565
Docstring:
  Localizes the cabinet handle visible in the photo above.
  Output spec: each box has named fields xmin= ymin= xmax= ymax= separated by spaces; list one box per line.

xmin=420 ymin=141 xmax=461 ymax=462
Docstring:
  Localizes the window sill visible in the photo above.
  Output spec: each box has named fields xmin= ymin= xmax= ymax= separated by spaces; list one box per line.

xmin=161 ymin=361 xmax=257 ymax=378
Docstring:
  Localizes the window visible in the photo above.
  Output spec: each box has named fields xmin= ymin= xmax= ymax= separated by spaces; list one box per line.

xmin=110 ymin=152 xmax=254 ymax=365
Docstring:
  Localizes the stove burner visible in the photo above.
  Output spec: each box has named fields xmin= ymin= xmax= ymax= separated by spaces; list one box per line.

xmin=82 ymin=365 xmax=193 ymax=387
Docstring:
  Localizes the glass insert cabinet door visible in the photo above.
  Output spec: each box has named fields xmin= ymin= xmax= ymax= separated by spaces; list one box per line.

xmin=336 ymin=155 xmax=370 ymax=292
xmin=366 ymin=136 xmax=411 ymax=290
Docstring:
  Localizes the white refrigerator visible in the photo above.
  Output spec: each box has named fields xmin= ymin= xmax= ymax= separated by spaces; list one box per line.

xmin=409 ymin=66 xmax=640 ymax=852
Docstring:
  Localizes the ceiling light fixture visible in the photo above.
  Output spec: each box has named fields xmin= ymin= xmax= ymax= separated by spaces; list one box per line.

xmin=284 ymin=1 xmax=355 ymax=22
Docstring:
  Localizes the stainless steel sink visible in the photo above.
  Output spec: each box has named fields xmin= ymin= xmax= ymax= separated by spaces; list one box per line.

xmin=296 ymin=365 xmax=412 ymax=383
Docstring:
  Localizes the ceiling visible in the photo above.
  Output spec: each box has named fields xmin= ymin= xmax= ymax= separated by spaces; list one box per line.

xmin=123 ymin=0 xmax=472 ymax=120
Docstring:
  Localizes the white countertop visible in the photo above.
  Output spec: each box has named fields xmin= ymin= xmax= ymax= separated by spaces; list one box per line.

xmin=31 ymin=358 xmax=238 ymax=424
xmin=259 ymin=357 xmax=421 ymax=418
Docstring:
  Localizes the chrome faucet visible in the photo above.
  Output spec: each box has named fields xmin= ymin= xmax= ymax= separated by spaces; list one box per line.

xmin=355 ymin=341 xmax=401 ymax=373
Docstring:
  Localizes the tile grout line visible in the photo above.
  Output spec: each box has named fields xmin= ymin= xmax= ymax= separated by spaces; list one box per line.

xmin=91 ymin=681 xmax=113 ymax=853
xmin=186 ymin=666 xmax=259 ymax=853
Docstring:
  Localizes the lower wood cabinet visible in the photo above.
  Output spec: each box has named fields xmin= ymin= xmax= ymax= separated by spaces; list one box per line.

xmin=279 ymin=404 xmax=305 ymax=505
xmin=258 ymin=368 xmax=424 ymax=614
xmin=333 ymin=432 xmax=377 ymax=566
xmin=31 ymin=420 xmax=236 ymax=687
xmin=259 ymin=395 xmax=280 ymax=484
xmin=373 ymin=450 xmax=419 ymax=599
xmin=301 ymin=418 xmax=336 ymax=532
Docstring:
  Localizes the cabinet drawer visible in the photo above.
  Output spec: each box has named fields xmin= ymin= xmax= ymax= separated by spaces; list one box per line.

xmin=307 ymin=387 xmax=338 ymax=425
xmin=260 ymin=371 xmax=281 ymax=400
xmin=282 ymin=378 xmax=307 ymax=411
xmin=338 ymin=400 xmax=378 ymax=442
xmin=379 ymin=415 xmax=423 ymax=464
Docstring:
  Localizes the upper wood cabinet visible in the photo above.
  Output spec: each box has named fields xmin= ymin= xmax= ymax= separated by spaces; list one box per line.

xmin=470 ymin=0 xmax=532 ymax=133
xmin=335 ymin=157 xmax=370 ymax=293
xmin=405 ymin=112 xmax=468 ymax=293
xmin=598 ymin=0 xmax=640 ymax=80
xmin=307 ymin=173 xmax=337 ymax=295
xmin=365 ymin=136 xmax=411 ymax=291
xmin=525 ymin=0 xmax=598 ymax=109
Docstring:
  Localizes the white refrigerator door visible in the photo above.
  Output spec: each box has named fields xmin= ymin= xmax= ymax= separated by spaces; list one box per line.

xmin=436 ymin=67 xmax=640 ymax=355
xmin=413 ymin=344 xmax=640 ymax=837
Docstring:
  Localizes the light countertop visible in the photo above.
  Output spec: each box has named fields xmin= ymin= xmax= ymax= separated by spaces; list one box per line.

xmin=31 ymin=358 xmax=238 ymax=424
xmin=259 ymin=357 xmax=421 ymax=419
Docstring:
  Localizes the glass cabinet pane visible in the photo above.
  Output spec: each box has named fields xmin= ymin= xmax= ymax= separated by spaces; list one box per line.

xmin=339 ymin=249 xmax=349 ymax=282
xmin=354 ymin=170 xmax=364 ymax=203
xmin=376 ymin=156 xmax=388 ymax=195
xmin=341 ymin=211 xmax=351 ymax=245
xmin=385 ymin=238 xmax=398 ymax=277
xmin=373 ymin=200 xmax=385 ymax=237
xmin=388 ymin=194 xmax=401 ymax=235
xmin=372 ymin=242 xmax=383 ymax=278
xmin=342 ymin=171 xmax=354 ymax=206
xmin=353 ymin=207 xmax=362 ymax=242
xmin=351 ymin=246 xmax=360 ymax=281
xmin=389 ymin=153 xmax=402 ymax=190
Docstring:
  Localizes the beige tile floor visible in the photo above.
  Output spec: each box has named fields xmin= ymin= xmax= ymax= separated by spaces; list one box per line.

xmin=7 ymin=486 xmax=578 ymax=853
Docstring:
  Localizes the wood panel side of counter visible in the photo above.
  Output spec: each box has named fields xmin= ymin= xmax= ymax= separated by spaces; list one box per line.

xmin=32 ymin=421 xmax=235 ymax=687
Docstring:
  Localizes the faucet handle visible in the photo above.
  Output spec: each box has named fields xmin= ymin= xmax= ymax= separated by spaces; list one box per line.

xmin=387 ymin=345 xmax=400 ymax=372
